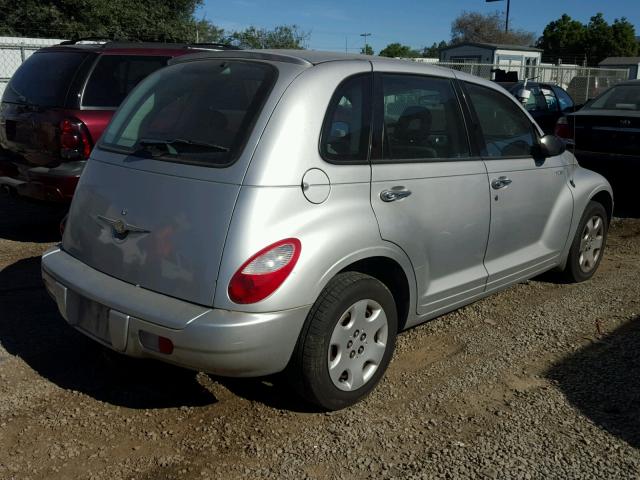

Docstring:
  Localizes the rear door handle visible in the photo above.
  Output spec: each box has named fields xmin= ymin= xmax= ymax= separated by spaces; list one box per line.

xmin=491 ymin=176 xmax=513 ymax=190
xmin=380 ymin=187 xmax=412 ymax=202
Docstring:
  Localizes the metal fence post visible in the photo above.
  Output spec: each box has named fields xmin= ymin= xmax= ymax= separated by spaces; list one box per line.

xmin=19 ymin=46 xmax=25 ymax=62
xmin=585 ymin=68 xmax=591 ymax=103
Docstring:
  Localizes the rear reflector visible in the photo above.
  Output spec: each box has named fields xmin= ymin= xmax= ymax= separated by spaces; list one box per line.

xmin=139 ymin=330 xmax=174 ymax=354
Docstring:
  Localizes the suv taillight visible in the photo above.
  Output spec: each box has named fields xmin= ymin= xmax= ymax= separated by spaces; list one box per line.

xmin=60 ymin=118 xmax=92 ymax=160
xmin=554 ymin=116 xmax=574 ymax=143
xmin=228 ymin=238 xmax=301 ymax=304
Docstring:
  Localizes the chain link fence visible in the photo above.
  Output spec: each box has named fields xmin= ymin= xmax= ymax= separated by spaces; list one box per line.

xmin=0 ymin=37 xmax=66 ymax=97
xmin=412 ymin=59 xmax=630 ymax=105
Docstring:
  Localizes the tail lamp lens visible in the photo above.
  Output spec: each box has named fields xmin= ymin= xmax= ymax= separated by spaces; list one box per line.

xmin=228 ymin=238 xmax=301 ymax=304
xmin=60 ymin=119 xmax=92 ymax=159
xmin=554 ymin=116 xmax=573 ymax=142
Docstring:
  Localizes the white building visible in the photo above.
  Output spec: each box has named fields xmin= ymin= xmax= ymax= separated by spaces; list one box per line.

xmin=599 ymin=57 xmax=640 ymax=80
xmin=439 ymin=42 xmax=542 ymax=67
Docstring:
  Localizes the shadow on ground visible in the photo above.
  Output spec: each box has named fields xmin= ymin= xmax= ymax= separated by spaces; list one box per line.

xmin=547 ymin=316 xmax=640 ymax=448
xmin=0 ymin=256 xmax=217 ymax=409
xmin=0 ymin=195 xmax=65 ymax=243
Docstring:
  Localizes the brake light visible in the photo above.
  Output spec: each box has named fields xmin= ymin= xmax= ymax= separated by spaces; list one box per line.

xmin=60 ymin=118 xmax=92 ymax=159
xmin=554 ymin=116 xmax=573 ymax=142
xmin=228 ymin=238 xmax=301 ymax=304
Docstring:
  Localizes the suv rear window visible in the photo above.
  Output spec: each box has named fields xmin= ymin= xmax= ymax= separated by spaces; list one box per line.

xmin=82 ymin=55 xmax=170 ymax=108
xmin=2 ymin=51 xmax=90 ymax=107
xmin=100 ymin=60 xmax=277 ymax=167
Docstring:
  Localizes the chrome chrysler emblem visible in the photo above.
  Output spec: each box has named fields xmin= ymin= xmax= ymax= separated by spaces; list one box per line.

xmin=620 ymin=119 xmax=632 ymax=127
xmin=97 ymin=215 xmax=150 ymax=239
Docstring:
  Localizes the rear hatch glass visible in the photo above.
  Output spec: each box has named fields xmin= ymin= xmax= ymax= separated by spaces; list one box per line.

xmin=2 ymin=50 xmax=90 ymax=107
xmin=99 ymin=59 xmax=277 ymax=167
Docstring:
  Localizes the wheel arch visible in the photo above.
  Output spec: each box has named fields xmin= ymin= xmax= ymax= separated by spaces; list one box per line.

xmin=590 ymin=190 xmax=614 ymax=223
xmin=336 ymin=255 xmax=413 ymax=332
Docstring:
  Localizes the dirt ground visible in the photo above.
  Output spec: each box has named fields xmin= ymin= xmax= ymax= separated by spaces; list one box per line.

xmin=0 ymin=194 xmax=639 ymax=480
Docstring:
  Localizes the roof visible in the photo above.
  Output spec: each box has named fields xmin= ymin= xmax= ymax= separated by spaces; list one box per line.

xmin=440 ymin=42 xmax=542 ymax=53
xmin=171 ymin=49 xmax=376 ymax=66
xmin=39 ymin=40 xmax=238 ymax=53
xmin=599 ymin=57 xmax=640 ymax=66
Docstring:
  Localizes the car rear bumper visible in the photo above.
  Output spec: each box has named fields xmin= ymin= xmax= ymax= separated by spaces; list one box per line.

xmin=41 ymin=247 xmax=310 ymax=377
xmin=574 ymin=149 xmax=640 ymax=168
xmin=0 ymin=161 xmax=84 ymax=203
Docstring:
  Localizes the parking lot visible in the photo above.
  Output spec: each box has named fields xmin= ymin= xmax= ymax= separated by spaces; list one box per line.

xmin=0 ymin=192 xmax=638 ymax=480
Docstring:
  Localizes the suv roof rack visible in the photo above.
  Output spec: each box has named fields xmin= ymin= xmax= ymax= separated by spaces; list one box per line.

xmin=59 ymin=37 xmax=112 ymax=45
xmin=187 ymin=42 xmax=241 ymax=51
xmin=55 ymin=39 xmax=241 ymax=51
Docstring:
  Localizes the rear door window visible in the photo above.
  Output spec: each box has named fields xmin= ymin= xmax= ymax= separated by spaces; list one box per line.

xmin=465 ymin=82 xmax=536 ymax=158
xmin=82 ymin=55 xmax=170 ymax=108
xmin=100 ymin=60 xmax=277 ymax=167
xmin=381 ymin=74 xmax=469 ymax=161
xmin=2 ymin=51 xmax=91 ymax=107
xmin=554 ymin=87 xmax=574 ymax=111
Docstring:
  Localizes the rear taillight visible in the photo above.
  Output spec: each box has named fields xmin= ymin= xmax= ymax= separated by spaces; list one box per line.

xmin=228 ymin=238 xmax=301 ymax=304
xmin=554 ymin=116 xmax=573 ymax=143
xmin=60 ymin=118 xmax=92 ymax=159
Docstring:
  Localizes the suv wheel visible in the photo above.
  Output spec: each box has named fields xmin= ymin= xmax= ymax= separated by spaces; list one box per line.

xmin=290 ymin=272 xmax=397 ymax=410
xmin=562 ymin=200 xmax=608 ymax=282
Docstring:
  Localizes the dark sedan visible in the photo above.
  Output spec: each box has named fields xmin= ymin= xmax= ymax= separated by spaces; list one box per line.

xmin=498 ymin=81 xmax=576 ymax=134
xmin=555 ymin=79 xmax=639 ymax=206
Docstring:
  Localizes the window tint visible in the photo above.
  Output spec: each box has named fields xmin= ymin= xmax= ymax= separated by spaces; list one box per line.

xmin=466 ymin=82 xmax=536 ymax=158
xmin=82 ymin=55 xmax=169 ymax=108
xmin=381 ymin=75 xmax=469 ymax=161
xmin=554 ymin=87 xmax=574 ymax=111
xmin=320 ymin=75 xmax=372 ymax=162
xmin=541 ymin=87 xmax=559 ymax=111
xmin=100 ymin=60 xmax=277 ymax=167
xmin=2 ymin=51 xmax=90 ymax=107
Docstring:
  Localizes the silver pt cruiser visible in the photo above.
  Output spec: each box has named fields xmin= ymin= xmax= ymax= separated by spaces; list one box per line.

xmin=42 ymin=50 xmax=612 ymax=410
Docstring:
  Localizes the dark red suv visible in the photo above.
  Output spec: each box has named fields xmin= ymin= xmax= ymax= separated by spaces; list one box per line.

xmin=0 ymin=41 xmax=234 ymax=203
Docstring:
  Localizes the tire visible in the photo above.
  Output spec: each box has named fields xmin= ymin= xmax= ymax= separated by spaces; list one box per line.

xmin=290 ymin=272 xmax=398 ymax=410
xmin=562 ymin=200 xmax=608 ymax=283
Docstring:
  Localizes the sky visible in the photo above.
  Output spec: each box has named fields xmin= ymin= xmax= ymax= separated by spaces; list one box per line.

xmin=198 ymin=0 xmax=640 ymax=53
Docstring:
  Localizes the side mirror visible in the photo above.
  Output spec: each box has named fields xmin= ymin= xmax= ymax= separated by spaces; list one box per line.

xmin=537 ymin=134 xmax=566 ymax=158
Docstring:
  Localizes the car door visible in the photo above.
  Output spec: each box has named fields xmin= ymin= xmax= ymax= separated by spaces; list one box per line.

xmin=370 ymin=71 xmax=490 ymax=316
xmin=462 ymin=81 xmax=574 ymax=292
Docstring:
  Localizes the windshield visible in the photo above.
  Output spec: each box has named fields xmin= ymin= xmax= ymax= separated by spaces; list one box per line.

xmin=2 ymin=51 xmax=91 ymax=107
xmin=99 ymin=60 xmax=277 ymax=167
xmin=588 ymin=84 xmax=639 ymax=111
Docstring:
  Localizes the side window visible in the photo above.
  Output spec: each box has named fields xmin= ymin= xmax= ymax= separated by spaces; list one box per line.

xmin=381 ymin=74 xmax=469 ymax=161
xmin=541 ymin=87 xmax=559 ymax=111
xmin=554 ymin=87 xmax=574 ymax=111
xmin=82 ymin=55 xmax=170 ymax=108
xmin=465 ymin=82 xmax=536 ymax=158
xmin=320 ymin=74 xmax=372 ymax=163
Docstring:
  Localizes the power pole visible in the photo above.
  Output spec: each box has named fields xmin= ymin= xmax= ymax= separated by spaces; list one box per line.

xmin=360 ymin=32 xmax=371 ymax=54
xmin=486 ymin=0 xmax=511 ymax=33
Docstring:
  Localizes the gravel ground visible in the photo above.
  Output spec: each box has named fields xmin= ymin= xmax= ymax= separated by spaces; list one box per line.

xmin=0 ymin=194 xmax=639 ymax=480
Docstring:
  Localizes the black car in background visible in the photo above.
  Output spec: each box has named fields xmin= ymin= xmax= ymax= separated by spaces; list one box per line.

xmin=555 ymin=79 xmax=640 ymax=211
xmin=498 ymin=81 xmax=576 ymax=134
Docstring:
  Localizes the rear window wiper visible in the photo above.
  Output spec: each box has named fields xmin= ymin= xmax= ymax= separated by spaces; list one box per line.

xmin=137 ymin=138 xmax=229 ymax=155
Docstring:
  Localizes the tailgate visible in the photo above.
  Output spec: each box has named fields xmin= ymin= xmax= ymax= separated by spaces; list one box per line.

xmin=63 ymin=158 xmax=239 ymax=306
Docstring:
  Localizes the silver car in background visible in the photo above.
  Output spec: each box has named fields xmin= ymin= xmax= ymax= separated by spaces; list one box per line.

xmin=41 ymin=50 xmax=612 ymax=410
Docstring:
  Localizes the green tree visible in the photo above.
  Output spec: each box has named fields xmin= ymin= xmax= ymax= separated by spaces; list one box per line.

xmin=228 ymin=25 xmax=308 ymax=49
xmin=585 ymin=13 xmax=615 ymax=65
xmin=194 ymin=19 xmax=225 ymax=43
xmin=422 ymin=40 xmax=448 ymax=57
xmin=610 ymin=18 xmax=638 ymax=57
xmin=379 ymin=42 xmax=420 ymax=58
xmin=451 ymin=11 xmax=535 ymax=46
xmin=0 ymin=0 xmax=203 ymax=41
xmin=361 ymin=44 xmax=374 ymax=55
xmin=536 ymin=14 xmax=586 ymax=61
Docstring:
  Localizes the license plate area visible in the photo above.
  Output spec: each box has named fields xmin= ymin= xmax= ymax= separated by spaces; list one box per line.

xmin=66 ymin=290 xmax=111 ymax=345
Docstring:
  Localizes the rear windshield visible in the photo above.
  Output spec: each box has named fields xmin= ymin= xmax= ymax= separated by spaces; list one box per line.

xmin=82 ymin=55 xmax=170 ymax=108
xmin=588 ymin=85 xmax=639 ymax=111
xmin=3 ymin=51 xmax=90 ymax=107
xmin=99 ymin=60 xmax=277 ymax=167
